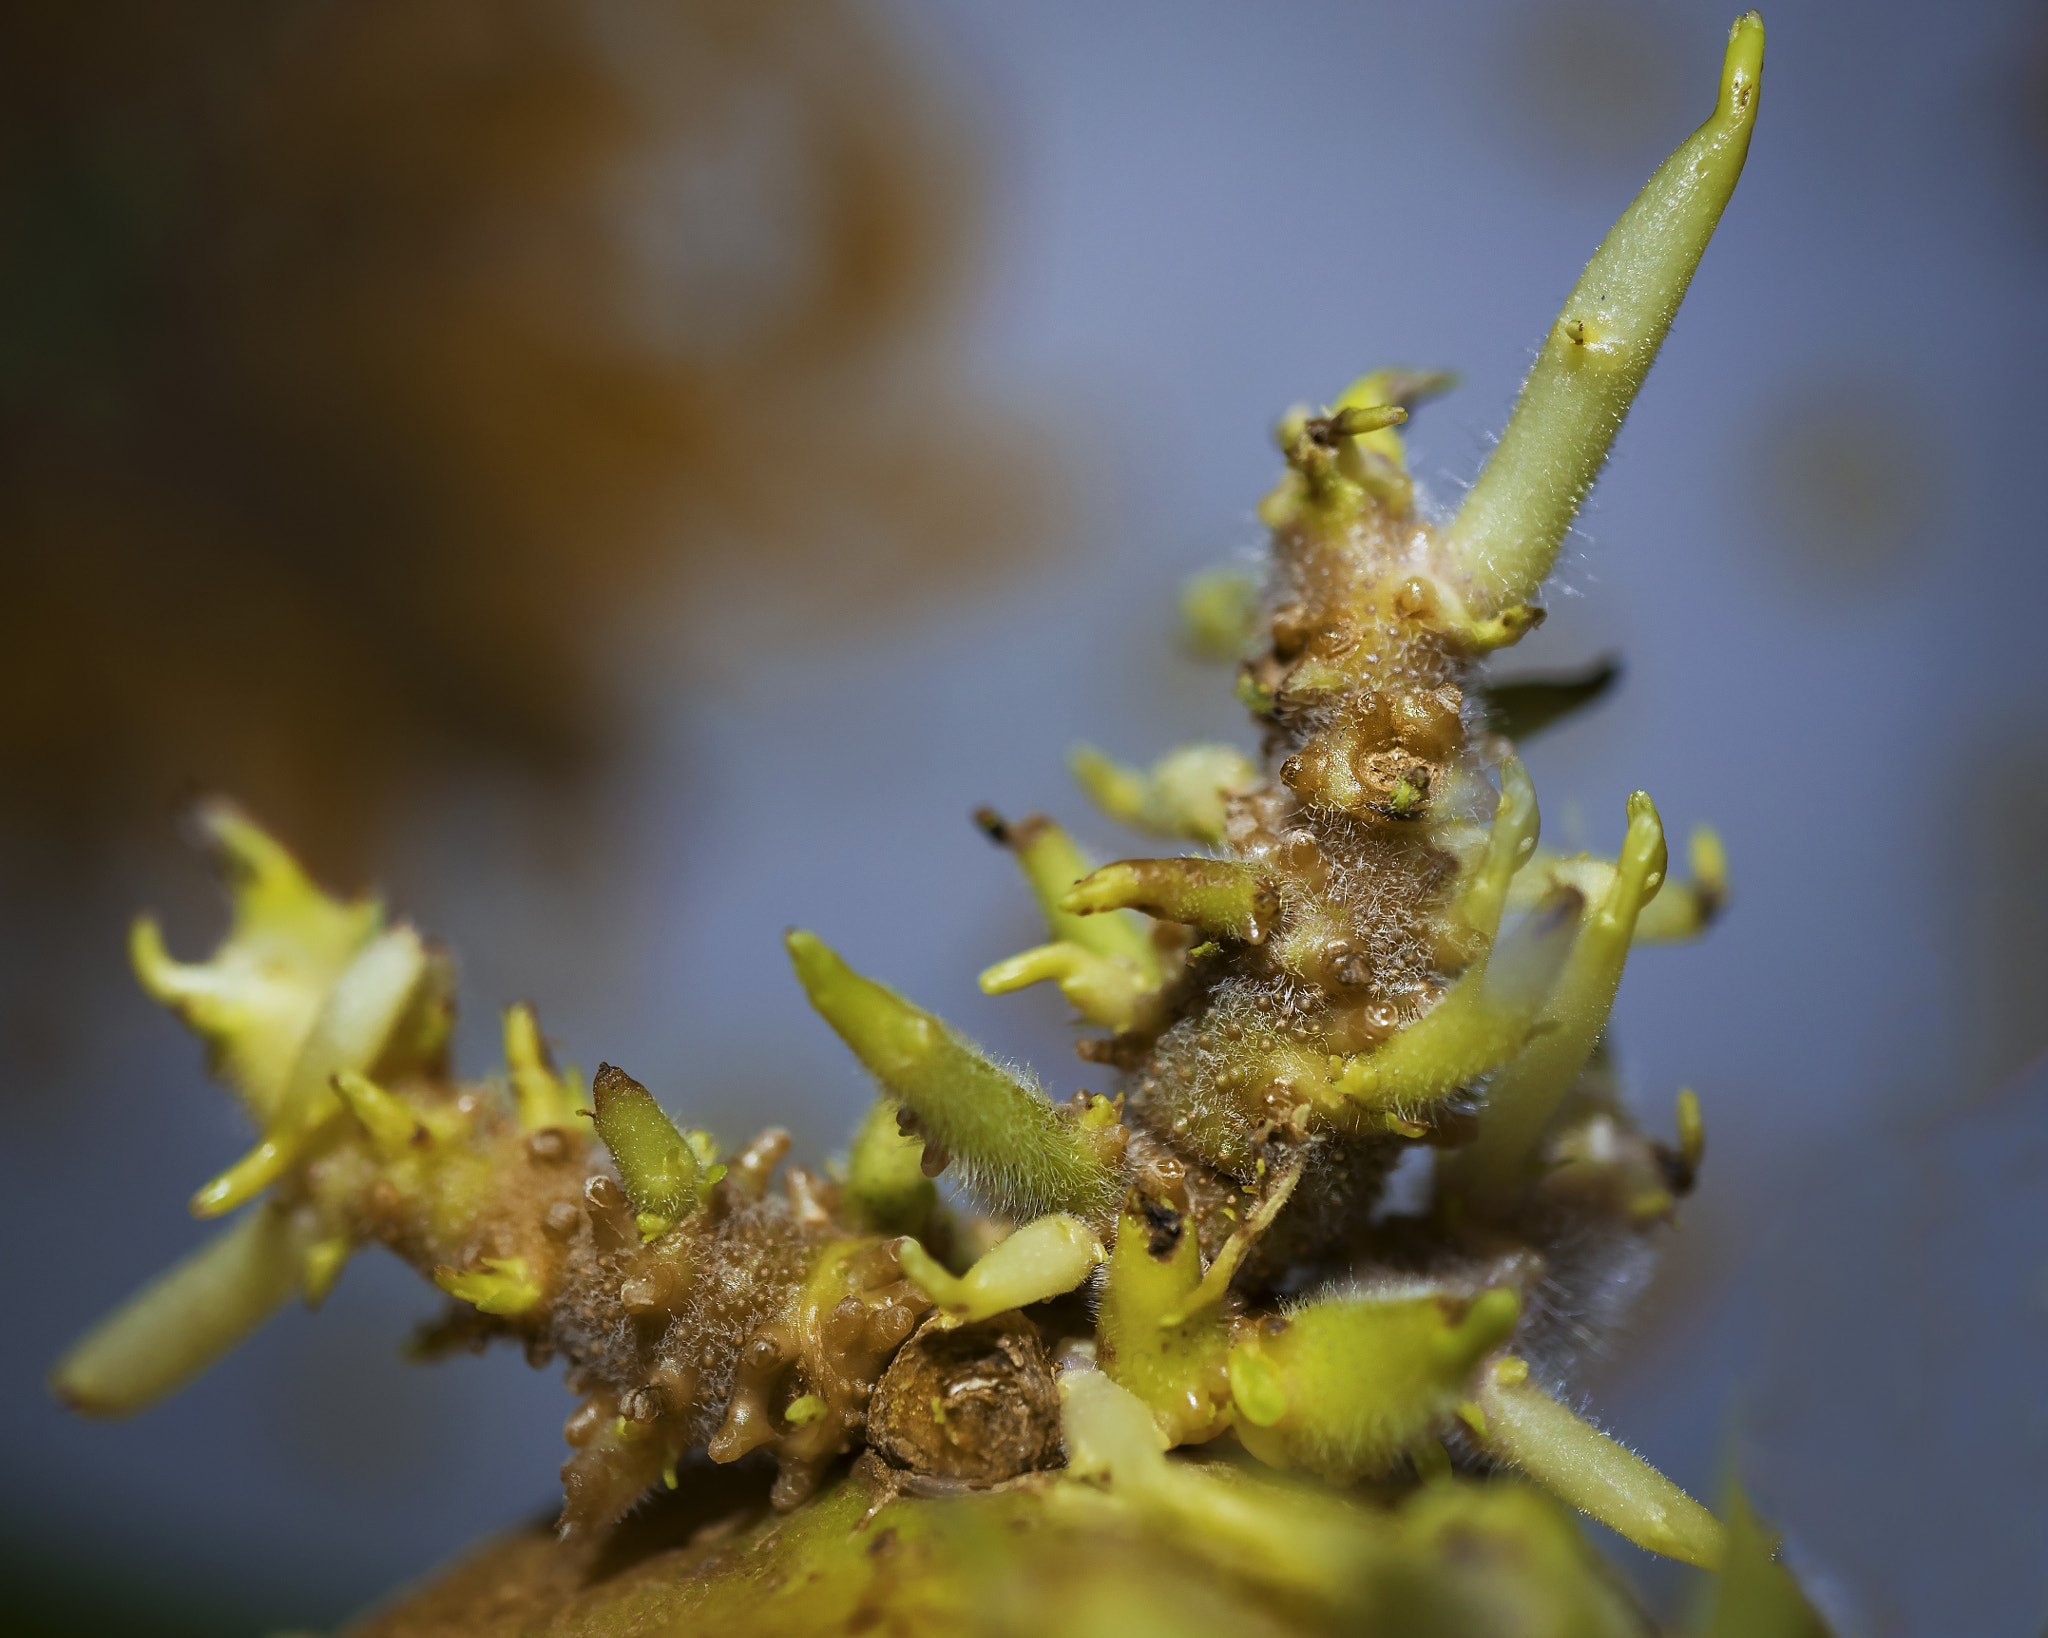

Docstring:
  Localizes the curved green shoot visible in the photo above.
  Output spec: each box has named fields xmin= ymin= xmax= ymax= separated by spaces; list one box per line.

xmin=589 ymin=1064 xmax=702 ymax=1221
xmin=787 ymin=930 xmax=1121 ymax=1221
xmin=1445 ymin=791 xmax=1669 ymax=1207
xmin=51 ymin=1203 xmax=309 ymax=1418
xmin=1446 ymin=13 xmax=1764 ymax=613
xmin=897 ymin=1212 xmax=1104 ymax=1326
xmin=1472 ymin=1359 xmax=1725 ymax=1567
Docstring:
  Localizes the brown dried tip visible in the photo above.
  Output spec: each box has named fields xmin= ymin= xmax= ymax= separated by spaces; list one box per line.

xmin=974 ymin=807 xmax=1054 ymax=851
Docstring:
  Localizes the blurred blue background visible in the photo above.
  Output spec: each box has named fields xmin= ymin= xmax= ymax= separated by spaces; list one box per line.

xmin=5 ymin=1 xmax=2047 ymax=1633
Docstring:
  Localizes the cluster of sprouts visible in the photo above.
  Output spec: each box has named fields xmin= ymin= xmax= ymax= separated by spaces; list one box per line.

xmin=56 ymin=11 xmax=1773 ymax=1606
